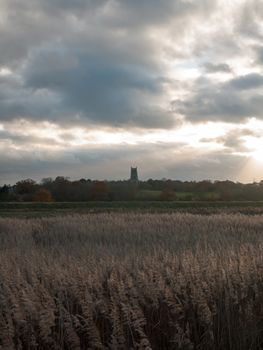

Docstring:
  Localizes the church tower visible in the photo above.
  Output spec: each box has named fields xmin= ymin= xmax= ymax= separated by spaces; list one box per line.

xmin=130 ymin=167 xmax=138 ymax=183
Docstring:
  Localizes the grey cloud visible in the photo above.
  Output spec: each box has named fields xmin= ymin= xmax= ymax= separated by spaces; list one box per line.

xmin=166 ymin=152 xmax=249 ymax=181
xmin=1 ymin=0 xmax=263 ymax=185
xmin=229 ymin=73 xmax=263 ymax=90
xmin=0 ymin=140 xmax=248 ymax=185
xmin=63 ymin=148 xmax=249 ymax=183
xmin=204 ymin=63 xmax=232 ymax=73
xmin=237 ymin=0 xmax=263 ymax=40
xmin=0 ymin=1 xmax=106 ymax=67
xmin=202 ymin=128 xmax=258 ymax=153
xmin=0 ymin=0 xmax=220 ymax=129
xmin=0 ymin=154 xmax=78 ymax=185
xmin=190 ymin=1 xmax=263 ymax=74
xmin=19 ymin=41 xmax=176 ymax=128
xmin=0 ymin=0 xmax=215 ymax=67
xmin=0 ymin=141 xmax=186 ymax=184
xmin=40 ymin=0 xmax=108 ymax=14
xmin=173 ymin=91 xmax=263 ymax=122
xmin=0 ymin=40 xmax=172 ymax=128
xmin=0 ymin=129 xmax=60 ymax=146
xmin=108 ymin=0 xmax=217 ymax=28
xmin=0 ymin=75 xmax=62 ymax=122
xmin=172 ymin=75 xmax=263 ymax=122
xmin=255 ymin=46 xmax=263 ymax=65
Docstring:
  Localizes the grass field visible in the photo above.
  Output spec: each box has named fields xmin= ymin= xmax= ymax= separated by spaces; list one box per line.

xmin=135 ymin=190 xmax=220 ymax=201
xmin=1 ymin=212 xmax=263 ymax=349
xmin=2 ymin=201 xmax=263 ymax=217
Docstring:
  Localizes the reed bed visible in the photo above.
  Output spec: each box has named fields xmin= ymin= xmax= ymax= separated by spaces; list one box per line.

xmin=1 ymin=213 xmax=263 ymax=349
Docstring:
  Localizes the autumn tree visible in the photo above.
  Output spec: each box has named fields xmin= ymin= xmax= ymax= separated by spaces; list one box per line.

xmin=160 ymin=180 xmax=176 ymax=201
xmin=33 ymin=189 xmax=53 ymax=202
xmin=90 ymin=181 xmax=110 ymax=201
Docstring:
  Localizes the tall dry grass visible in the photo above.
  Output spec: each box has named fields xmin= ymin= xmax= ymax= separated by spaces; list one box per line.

xmin=1 ymin=213 xmax=263 ymax=349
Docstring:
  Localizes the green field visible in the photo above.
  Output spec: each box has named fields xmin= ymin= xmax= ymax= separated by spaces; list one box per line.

xmin=135 ymin=190 xmax=221 ymax=201
xmin=2 ymin=200 xmax=263 ymax=217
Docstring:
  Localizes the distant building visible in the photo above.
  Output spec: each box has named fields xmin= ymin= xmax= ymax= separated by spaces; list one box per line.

xmin=130 ymin=167 xmax=138 ymax=183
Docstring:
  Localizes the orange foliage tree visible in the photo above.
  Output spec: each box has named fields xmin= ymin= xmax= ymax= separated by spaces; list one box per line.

xmin=33 ymin=189 xmax=53 ymax=202
xmin=90 ymin=181 xmax=110 ymax=201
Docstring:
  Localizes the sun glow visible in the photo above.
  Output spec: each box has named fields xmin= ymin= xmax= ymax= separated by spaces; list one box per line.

xmin=251 ymin=150 xmax=263 ymax=162
xmin=2 ymin=118 xmax=263 ymax=176
xmin=243 ymin=136 xmax=263 ymax=163
xmin=0 ymin=67 xmax=12 ymax=76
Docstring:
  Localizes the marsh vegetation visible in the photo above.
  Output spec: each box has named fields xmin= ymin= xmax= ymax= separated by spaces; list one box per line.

xmin=1 ymin=213 xmax=263 ymax=349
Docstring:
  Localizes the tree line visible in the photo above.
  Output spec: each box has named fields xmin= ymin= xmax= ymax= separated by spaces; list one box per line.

xmin=1 ymin=177 xmax=263 ymax=202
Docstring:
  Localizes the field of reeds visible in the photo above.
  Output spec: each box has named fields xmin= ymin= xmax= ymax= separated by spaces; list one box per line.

xmin=1 ymin=213 xmax=263 ymax=349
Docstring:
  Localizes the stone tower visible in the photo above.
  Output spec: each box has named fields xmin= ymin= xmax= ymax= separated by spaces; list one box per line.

xmin=130 ymin=167 xmax=138 ymax=183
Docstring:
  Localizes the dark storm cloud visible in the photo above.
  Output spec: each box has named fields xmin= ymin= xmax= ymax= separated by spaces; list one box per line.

xmin=0 ymin=0 xmax=219 ymax=129
xmin=23 ymin=46 xmax=175 ymax=128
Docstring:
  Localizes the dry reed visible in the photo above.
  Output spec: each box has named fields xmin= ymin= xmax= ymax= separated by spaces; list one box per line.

xmin=0 ymin=213 xmax=263 ymax=349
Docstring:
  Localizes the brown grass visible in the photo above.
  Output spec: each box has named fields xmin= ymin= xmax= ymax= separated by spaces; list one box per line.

xmin=1 ymin=213 xmax=263 ymax=349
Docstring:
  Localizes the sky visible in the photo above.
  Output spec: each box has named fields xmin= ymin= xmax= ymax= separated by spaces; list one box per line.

xmin=1 ymin=0 xmax=263 ymax=184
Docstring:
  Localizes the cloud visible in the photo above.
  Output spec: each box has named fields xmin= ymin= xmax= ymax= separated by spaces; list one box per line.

xmin=0 ymin=139 xmax=250 ymax=185
xmin=172 ymin=74 xmax=263 ymax=123
xmin=0 ymin=141 xmax=181 ymax=184
xmin=255 ymin=45 xmax=263 ymax=65
xmin=0 ymin=0 xmax=263 ymax=182
xmin=23 ymin=45 xmax=176 ymax=128
xmin=166 ymin=151 xmax=249 ymax=181
xmin=106 ymin=0 xmax=217 ymax=28
xmin=237 ymin=0 xmax=263 ymax=41
xmin=229 ymin=73 xmax=263 ymax=90
xmin=1 ymin=0 xmax=261 ymax=128
xmin=201 ymin=128 xmax=259 ymax=153
xmin=203 ymin=63 xmax=232 ymax=74
xmin=0 ymin=0 xmax=219 ymax=129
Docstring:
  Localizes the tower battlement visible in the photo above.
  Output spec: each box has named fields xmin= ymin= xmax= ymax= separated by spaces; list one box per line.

xmin=130 ymin=167 xmax=138 ymax=183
